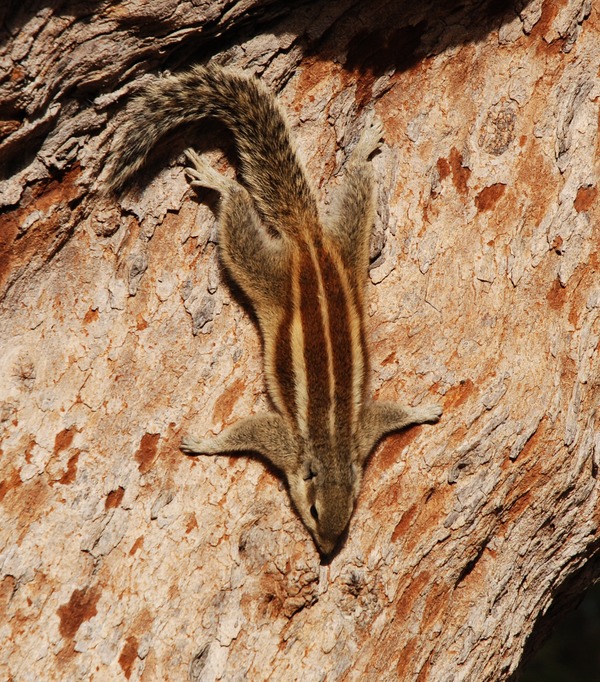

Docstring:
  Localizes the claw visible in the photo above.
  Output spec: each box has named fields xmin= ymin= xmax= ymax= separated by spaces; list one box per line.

xmin=351 ymin=117 xmax=384 ymax=162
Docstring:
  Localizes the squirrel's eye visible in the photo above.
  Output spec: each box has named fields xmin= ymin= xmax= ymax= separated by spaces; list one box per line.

xmin=310 ymin=504 xmax=319 ymax=520
xmin=304 ymin=469 xmax=316 ymax=481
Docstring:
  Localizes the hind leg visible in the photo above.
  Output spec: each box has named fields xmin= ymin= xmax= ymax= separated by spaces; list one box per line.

xmin=184 ymin=149 xmax=237 ymax=194
xmin=184 ymin=149 xmax=289 ymax=302
xmin=325 ymin=118 xmax=384 ymax=273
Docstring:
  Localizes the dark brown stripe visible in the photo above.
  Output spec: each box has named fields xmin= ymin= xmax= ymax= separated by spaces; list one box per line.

xmin=353 ymin=283 xmax=369 ymax=407
xmin=321 ymin=249 xmax=354 ymax=444
xmin=299 ymin=247 xmax=331 ymax=446
xmin=274 ymin=281 xmax=297 ymax=422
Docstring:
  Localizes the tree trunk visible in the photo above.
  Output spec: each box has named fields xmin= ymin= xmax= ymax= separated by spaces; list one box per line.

xmin=1 ymin=1 xmax=599 ymax=680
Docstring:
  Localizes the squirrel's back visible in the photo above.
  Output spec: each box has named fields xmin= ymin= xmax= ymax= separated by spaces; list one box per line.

xmin=106 ymin=64 xmax=318 ymax=232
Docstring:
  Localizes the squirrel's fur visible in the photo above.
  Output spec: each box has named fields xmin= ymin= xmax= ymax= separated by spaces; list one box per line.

xmin=106 ymin=64 xmax=441 ymax=555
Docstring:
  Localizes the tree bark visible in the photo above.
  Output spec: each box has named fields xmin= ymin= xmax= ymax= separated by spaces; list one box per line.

xmin=1 ymin=1 xmax=599 ymax=680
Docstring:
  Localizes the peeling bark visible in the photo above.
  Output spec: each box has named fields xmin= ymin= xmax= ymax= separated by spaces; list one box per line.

xmin=1 ymin=1 xmax=599 ymax=680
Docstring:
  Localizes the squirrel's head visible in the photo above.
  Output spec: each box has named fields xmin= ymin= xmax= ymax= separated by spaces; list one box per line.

xmin=288 ymin=451 xmax=362 ymax=556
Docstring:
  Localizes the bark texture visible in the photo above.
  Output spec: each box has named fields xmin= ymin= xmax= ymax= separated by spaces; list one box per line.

xmin=1 ymin=1 xmax=599 ymax=680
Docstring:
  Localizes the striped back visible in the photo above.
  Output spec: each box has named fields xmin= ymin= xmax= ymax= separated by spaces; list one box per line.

xmin=264 ymin=229 xmax=368 ymax=457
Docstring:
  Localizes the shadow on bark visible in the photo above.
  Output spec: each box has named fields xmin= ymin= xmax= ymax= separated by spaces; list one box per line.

xmin=510 ymin=543 xmax=600 ymax=681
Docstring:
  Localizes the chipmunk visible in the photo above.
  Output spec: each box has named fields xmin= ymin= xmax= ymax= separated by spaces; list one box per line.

xmin=106 ymin=63 xmax=442 ymax=555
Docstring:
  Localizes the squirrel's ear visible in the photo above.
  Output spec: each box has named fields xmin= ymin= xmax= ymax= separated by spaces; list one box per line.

xmin=181 ymin=413 xmax=298 ymax=473
xmin=355 ymin=402 xmax=442 ymax=466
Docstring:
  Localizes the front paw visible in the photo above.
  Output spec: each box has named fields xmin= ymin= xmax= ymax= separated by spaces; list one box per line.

xmin=412 ymin=404 xmax=443 ymax=424
xmin=181 ymin=435 xmax=210 ymax=455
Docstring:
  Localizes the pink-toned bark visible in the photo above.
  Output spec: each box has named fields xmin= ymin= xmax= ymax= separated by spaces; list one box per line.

xmin=1 ymin=1 xmax=598 ymax=680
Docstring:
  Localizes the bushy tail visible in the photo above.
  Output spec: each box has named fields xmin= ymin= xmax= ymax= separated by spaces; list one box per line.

xmin=106 ymin=64 xmax=318 ymax=229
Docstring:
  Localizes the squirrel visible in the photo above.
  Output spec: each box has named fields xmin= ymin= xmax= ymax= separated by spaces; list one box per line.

xmin=106 ymin=63 xmax=442 ymax=556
